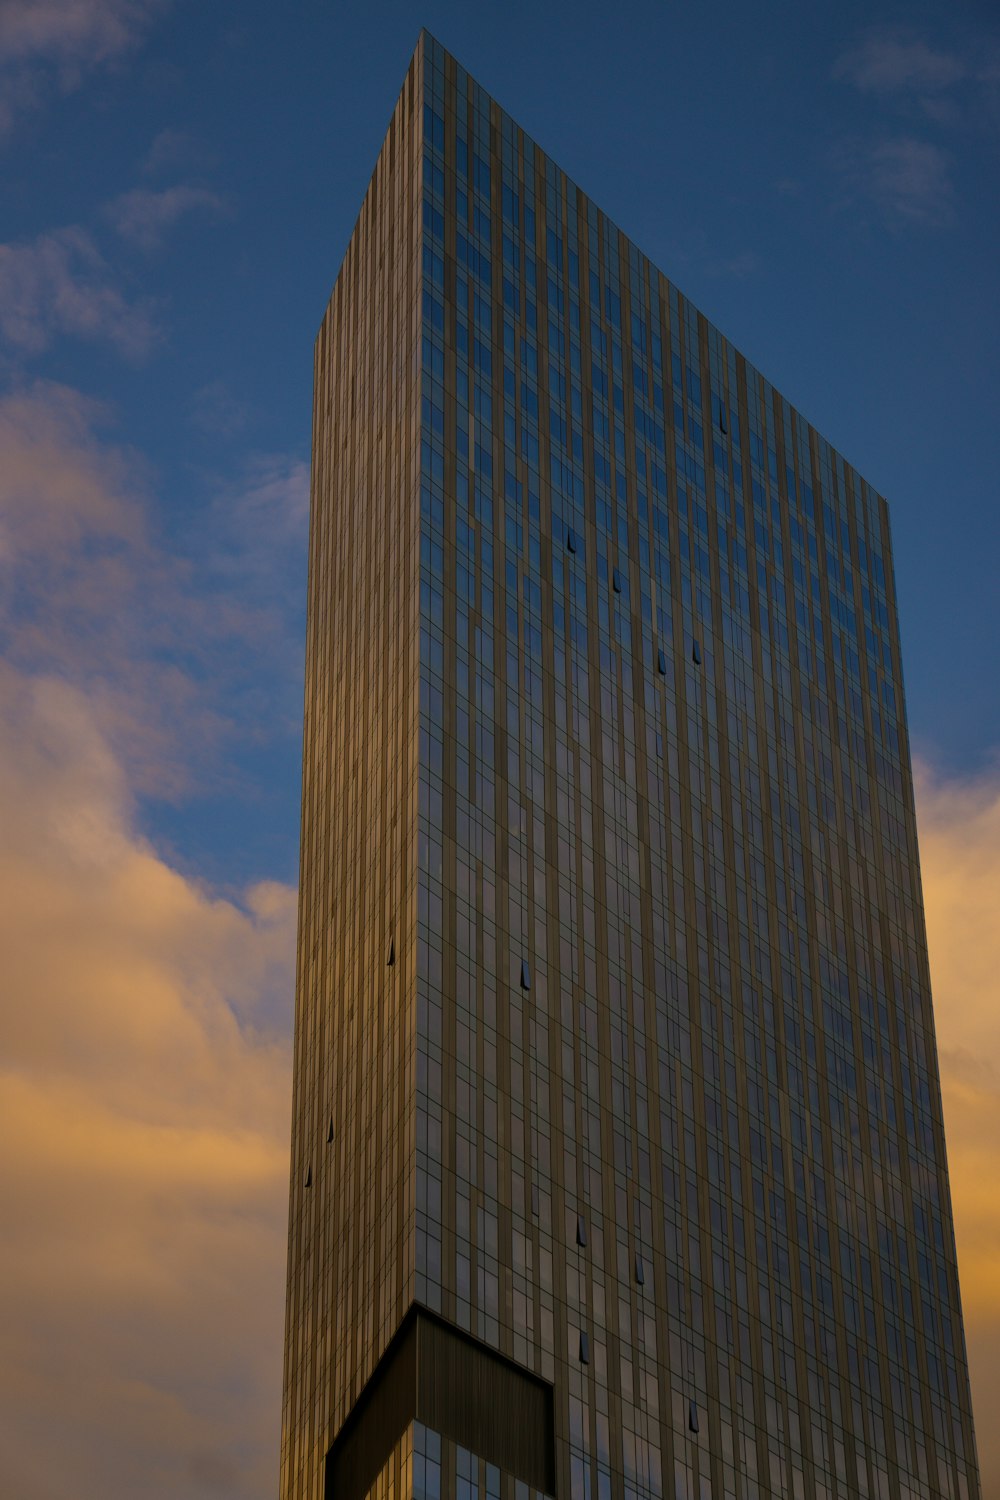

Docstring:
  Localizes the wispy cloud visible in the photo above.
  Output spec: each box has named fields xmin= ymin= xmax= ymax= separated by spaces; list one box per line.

xmin=0 ymin=380 xmax=201 ymax=797
xmin=831 ymin=23 xmax=1000 ymax=229
xmin=0 ymin=381 xmax=137 ymax=555
xmin=916 ymin=758 xmax=1000 ymax=1487
xmin=658 ymin=230 xmax=760 ymax=282
xmin=107 ymin=184 xmax=230 ymax=251
xmin=215 ymin=452 xmax=311 ymax=543
xmin=143 ymin=126 xmax=216 ymax=179
xmin=0 ymin=0 xmax=166 ymax=135
xmin=0 ymin=225 xmax=157 ymax=357
xmin=849 ymin=135 xmax=956 ymax=226
xmin=190 ymin=379 xmax=250 ymax=439
xmin=705 ymin=249 xmax=760 ymax=280
xmin=0 ymin=380 xmax=307 ymax=797
xmin=195 ymin=454 xmax=310 ymax=731
xmin=0 ymin=0 xmax=163 ymax=67
xmin=834 ymin=29 xmax=966 ymax=96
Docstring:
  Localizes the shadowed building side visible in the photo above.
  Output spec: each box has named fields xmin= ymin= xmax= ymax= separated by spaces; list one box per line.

xmin=280 ymin=44 xmax=424 ymax=1500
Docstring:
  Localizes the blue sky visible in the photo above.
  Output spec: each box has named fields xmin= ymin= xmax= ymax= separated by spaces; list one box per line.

xmin=5 ymin=0 xmax=999 ymax=888
xmin=1 ymin=3 xmax=998 ymax=1497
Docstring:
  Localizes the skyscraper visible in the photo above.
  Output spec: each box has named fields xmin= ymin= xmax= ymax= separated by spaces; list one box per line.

xmin=280 ymin=31 xmax=981 ymax=1500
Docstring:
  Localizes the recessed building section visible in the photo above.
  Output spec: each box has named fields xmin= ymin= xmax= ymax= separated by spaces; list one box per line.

xmin=325 ymin=1310 xmax=555 ymax=1500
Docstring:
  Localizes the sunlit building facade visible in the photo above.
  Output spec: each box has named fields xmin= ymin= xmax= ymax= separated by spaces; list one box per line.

xmin=280 ymin=32 xmax=981 ymax=1500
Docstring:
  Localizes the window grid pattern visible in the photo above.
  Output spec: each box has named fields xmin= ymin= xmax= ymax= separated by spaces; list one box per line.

xmin=413 ymin=30 xmax=979 ymax=1500
xmin=283 ymin=30 xmax=981 ymax=1500
xmin=352 ymin=1422 xmax=555 ymax=1500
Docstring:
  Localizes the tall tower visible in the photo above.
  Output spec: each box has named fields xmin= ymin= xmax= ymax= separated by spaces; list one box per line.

xmin=280 ymin=33 xmax=981 ymax=1500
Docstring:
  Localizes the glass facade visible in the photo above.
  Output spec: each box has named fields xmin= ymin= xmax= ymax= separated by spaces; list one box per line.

xmin=281 ymin=32 xmax=981 ymax=1500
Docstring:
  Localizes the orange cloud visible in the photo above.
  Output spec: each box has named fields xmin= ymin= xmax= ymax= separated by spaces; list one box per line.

xmin=0 ymin=667 xmax=294 ymax=1498
xmin=0 ymin=374 xmax=309 ymax=1496
xmin=916 ymin=760 xmax=1000 ymax=1494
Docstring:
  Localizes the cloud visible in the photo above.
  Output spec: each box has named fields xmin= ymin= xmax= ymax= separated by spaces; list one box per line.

xmin=835 ymin=135 xmax=955 ymax=227
xmin=0 ymin=380 xmax=307 ymax=797
xmin=656 ymin=230 xmax=760 ymax=283
xmin=195 ymin=449 xmax=310 ymax=618
xmin=832 ymin=22 xmax=1000 ymax=117
xmin=107 ymin=184 xmax=230 ymax=251
xmin=0 ymin=663 xmax=293 ymax=1500
xmin=0 ymin=0 xmax=166 ymax=134
xmin=704 ymin=249 xmax=759 ymax=279
xmin=834 ymin=28 xmax=966 ymax=95
xmin=143 ymin=126 xmax=216 ymax=179
xmin=190 ymin=378 xmax=250 ymax=439
xmin=916 ymin=759 xmax=1000 ymax=1492
xmin=0 ymin=380 xmax=137 ymax=554
xmin=0 ymin=379 xmax=196 ymax=797
xmin=830 ymin=24 xmax=1000 ymax=226
xmin=865 ymin=136 xmax=954 ymax=223
xmin=0 ymin=225 xmax=157 ymax=357
xmin=215 ymin=451 xmax=311 ymax=541
xmin=0 ymin=0 xmax=163 ymax=67
xmin=0 ymin=373 xmax=304 ymax=1496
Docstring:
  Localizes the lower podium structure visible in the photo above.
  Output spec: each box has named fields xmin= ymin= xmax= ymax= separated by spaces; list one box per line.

xmin=280 ymin=31 xmax=981 ymax=1500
